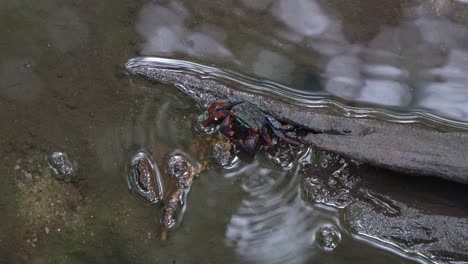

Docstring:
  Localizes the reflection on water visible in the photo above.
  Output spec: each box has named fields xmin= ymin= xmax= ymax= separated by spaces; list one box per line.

xmin=225 ymin=151 xmax=321 ymax=264
xmin=136 ymin=2 xmax=235 ymax=61
xmin=135 ymin=0 xmax=468 ymax=122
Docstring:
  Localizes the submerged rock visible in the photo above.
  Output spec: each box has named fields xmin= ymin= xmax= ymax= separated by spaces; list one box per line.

xmin=344 ymin=199 xmax=468 ymax=262
xmin=297 ymin=149 xmax=468 ymax=262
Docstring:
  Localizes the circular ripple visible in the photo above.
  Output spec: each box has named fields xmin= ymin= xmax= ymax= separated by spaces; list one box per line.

xmin=224 ymin=149 xmax=321 ymax=264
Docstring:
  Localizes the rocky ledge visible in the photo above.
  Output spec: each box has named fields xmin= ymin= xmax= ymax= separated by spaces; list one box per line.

xmin=125 ymin=57 xmax=468 ymax=185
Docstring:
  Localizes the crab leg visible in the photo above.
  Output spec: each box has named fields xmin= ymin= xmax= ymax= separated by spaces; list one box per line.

xmin=271 ymin=129 xmax=302 ymax=145
xmin=265 ymin=116 xmax=301 ymax=145
xmin=201 ymin=109 xmax=230 ymax=127
xmin=219 ymin=115 xmax=235 ymax=137
xmin=260 ymin=129 xmax=275 ymax=154
xmin=236 ymin=133 xmax=259 ymax=154
xmin=160 ymin=160 xmax=205 ymax=240
xmin=207 ymin=101 xmax=243 ymax=114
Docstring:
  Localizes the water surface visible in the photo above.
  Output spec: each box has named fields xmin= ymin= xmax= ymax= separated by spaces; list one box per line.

xmin=1 ymin=0 xmax=467 ymax=263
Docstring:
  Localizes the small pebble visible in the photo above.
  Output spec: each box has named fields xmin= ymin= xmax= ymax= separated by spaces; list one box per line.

xmin=23 ymin=171 xmax=32 ymax=180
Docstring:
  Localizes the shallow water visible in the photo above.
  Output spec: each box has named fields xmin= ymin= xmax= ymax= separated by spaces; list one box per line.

xmin=1 ymin=0 xmax=468 ymax=263
xmin=134 ymin=0 xmax=468 ymax=123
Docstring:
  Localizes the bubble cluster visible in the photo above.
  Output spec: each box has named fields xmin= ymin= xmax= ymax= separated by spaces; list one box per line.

xmin=167 ymin=154 xmax=191 ymax=179
xmin=316 ymin=225 xmax=341 ymax=251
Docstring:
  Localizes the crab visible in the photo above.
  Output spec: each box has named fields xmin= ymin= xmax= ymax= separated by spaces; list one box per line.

xmin=201 ymin=99 xmax=301 ymax=155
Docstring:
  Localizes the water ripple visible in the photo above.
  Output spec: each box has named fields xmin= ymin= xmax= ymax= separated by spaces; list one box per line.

xmin=224 ymin=149 xmax=320 ymax=264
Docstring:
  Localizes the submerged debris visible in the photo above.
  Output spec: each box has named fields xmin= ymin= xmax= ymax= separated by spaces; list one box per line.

xmin=128 ymin=151 xmax=164 ymax=204
xmin=160 ymin=151 xmax=201 ymax=240
xmin=128 ymin=145 xmax=210 ymax=240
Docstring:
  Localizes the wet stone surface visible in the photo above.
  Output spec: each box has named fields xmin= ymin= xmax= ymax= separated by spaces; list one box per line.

xmin=211 ymin=139 xmax=235 ymax=167
xmin=344 ymin=199 xmax=468 ymax=262
xmin=125 ymin=57 xmax=468 ymax=184
xmin=301 ymin=152 xmax=360 ymax=208
xmin=298 ymin=149 xmax=468 ymax=262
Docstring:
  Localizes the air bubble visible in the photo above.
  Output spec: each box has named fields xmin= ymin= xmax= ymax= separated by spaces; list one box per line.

xmin=316 ymin=226 xmax=341 ymax=251
xmin=48 ymin=152 xmax=77 ymax=182
xmin=320 ymin=154 xmax=333 ymax=168
xmin=167 ymin=154 xmax=191 ymax=179
xmin=167 ymin=152 xmax=194 ymax=189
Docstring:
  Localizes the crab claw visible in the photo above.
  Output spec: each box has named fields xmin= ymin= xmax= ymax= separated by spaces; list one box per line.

xmin=236 ymin=133 xmax=259 ymax=155
xmin=202 ymin=109 xmax=230 ymax=127
xmin=219 ymin=115 xmax=235 ymax=137
xmin=207 ymin=101 xmax=243 ymax=114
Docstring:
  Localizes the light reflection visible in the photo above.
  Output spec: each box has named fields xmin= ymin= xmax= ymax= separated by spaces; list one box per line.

xmin=136 ymin=2 xmax=234 ymax=60
xmin=272 ymin=0 xmax=330 ymax=37
xmin=224 ymin=161 xmax=319 ymax=264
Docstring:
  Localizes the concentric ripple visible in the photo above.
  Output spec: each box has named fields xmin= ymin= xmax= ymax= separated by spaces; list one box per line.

xmin=224 ymin=149 xmax=327 ymax=264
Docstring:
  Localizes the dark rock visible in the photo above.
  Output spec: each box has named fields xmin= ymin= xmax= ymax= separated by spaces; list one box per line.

xmin=344 ymin=199 xmax=468 ymax=262
xmin=300 ymin=151 xmax=468 ymax=262
xmin=125 ymin=57 xmax=468 ymax=184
